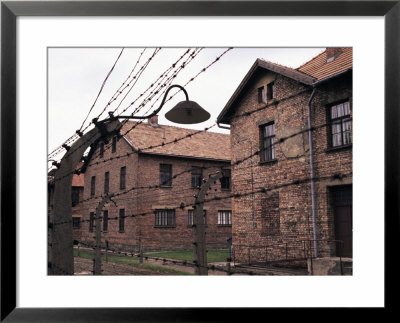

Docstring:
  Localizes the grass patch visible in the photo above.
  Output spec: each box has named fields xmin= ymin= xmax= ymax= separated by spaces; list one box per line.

xmin=74 ymin=249 xmax=191 ymax=275
xmin=144 ymin=249 xmax=229 ymax=263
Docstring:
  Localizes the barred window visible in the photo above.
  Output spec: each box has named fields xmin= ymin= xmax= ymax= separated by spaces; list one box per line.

xmin=155 ymin=209 xmax=175 ymax=227
xmin=191 ymin=167 xmax=202 ymax=188
xmin=260 ymin=122 xmax=276 ymax=162
xmin=218 ymin=210 xmax=232 ymax=226
xmin=120 ymin=166 xmax=126 ymax=190
xmin=330 ymin=101 xmax=352 ymax=148
xmin=160 ymin=164 xmax=172 ymax=186
xmin=119 ymin=209 xmax=125 ymax=232
xmin=90 ymin=176 xmax=96 ymax=197
xmin=104 ymin=172 xmax=109 ymax=194
xmin=103 ymin=210 xmax=108 ymax=232
xmin=188 ymin=210 xmax=206 ymax=226
xmin=89 ymin=212 xmax=94 ymax=232
xmin=72 ymin=217 xmax=81 ymax=229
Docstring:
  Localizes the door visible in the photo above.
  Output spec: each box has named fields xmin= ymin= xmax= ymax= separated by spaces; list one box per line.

xmin=331 ymin=185 xmax=352 ymax=258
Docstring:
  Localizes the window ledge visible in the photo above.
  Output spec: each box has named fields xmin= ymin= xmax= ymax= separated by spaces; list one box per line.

xmin=326 ymin=144 xmax=352 ymax=153
xmin=221 ymin=188 xmax=231 ymax=191
xmin=259 ymin=159 xmax=278 ymax=166
xmin=118 ymin=230 xmax=125 ymax=233
xmin=217 ymin=224 xmax=232 ymax=227
xmin=159 ymin=185 xmax=172 ymax=189
xmin=154 ymin=226 xmax=176 ymax=229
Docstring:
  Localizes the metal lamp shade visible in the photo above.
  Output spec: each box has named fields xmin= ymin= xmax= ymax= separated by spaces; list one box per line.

xmin=165 ymin=100 xmax=210 ymax=124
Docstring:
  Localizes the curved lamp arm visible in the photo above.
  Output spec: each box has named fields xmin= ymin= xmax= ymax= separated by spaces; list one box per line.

xmin=109 ymin=84 xmax=189 ymax=121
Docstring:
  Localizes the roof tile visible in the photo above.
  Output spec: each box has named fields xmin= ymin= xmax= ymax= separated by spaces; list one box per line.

xmin=122 ymin=121 xmax=231 ymax=161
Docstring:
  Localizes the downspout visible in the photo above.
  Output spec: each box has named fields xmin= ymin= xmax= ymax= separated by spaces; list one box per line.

xmin=307 ymin=86 xmax=318 ymax=257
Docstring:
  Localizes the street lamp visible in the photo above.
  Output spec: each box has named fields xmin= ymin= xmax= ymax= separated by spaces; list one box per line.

xmin=49 ymin=84 xmax=210 ymax=275
xmin=108 ymin=84 xmax=210 ymax=124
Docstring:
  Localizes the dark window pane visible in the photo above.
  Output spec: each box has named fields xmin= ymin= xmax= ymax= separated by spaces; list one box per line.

xmin=330 ymin=101 xmax=352 ymax=148
xmin=221 ymin=169 xmax=231 ymax=190
xmin=90 ymin=176 xmax=96 ymax=196
xmin=72 ymin=217 xmax=81 ymax=229
xmin=119 ymin=209 xmax=125 ymax=232
xmin=267 ymin=82 xmax=274 ymax=100
xmin=120 ymin=166 xmax=126 ymax=190
xmin=71 ymin=188 xmax=80 ymax=206
xmin=258 ymin=87 xmax=265 ymax=103
xmin=89 ymin=212 xmax=94 ymax=232
xmin=261 ymin=123 xmax=276 ymax=162
xmin=191 ymin=167 xmax=202 ymax=188
xmin=160 ymin=164 xmax=172 ymax=186
xmin=104 ymin=172 xmax=109 ymax=194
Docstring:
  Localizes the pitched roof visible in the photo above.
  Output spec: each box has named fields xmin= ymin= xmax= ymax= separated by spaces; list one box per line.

xmin=122 ymin=121 xmax=231 ymax=162
xmin=48 ymin=162 xmax=84 ymax=187
xmin=217 ymin=48 xmax=352 ymax=124
xmin=297 ymin=47 xmax=353 ymax=81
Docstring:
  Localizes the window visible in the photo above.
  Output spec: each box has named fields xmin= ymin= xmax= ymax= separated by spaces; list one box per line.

xmin=257 ymin=86 xmax=265 ymax=103
xmin=89 ymin=212 xmax=94 ymax=232
xmin=329 ymin=101 xmax=352 ymax=148
xmin=120 ymin=166 xmax=126 ymax=190
xmin=191 ymin=167 xmax=202 ymax=188
xmin=261 ymin=192 xmax=280 ymax=236
xmin=71 ymin=187 xmax=80 ymax=206
xmin=99 ymin=142 xmax=104 ymax=158
xmin=72 ymin=217 xmax=81 ymax=229
xmin=220 ymin=169 xmax=231 ymax=190
xmin=218 ymin=210 xmax=232 ymax=226
xmin=155 ymin=209 xmax=175 ymax=227
xmin=112 ymin=136 xmax=117 ymax=153
xmin=260 ymin=122 xmax=276 ymax=162
xmin=103 ymin=210 xmax=108 ymax=232
xmin=104 ymin=172 xmax=109 ymax=194
xmin=119 ymin=209 xmax=125 ymax=232
xmin=90 ymin=176 xmax=96 ymax=197
xmin=160 ymin=164 xmax=172 ymax=186
xmin=267 ymin=82 xmax=274 ymax=100
xmin=188 ymin=210 xmax=206 ymax=226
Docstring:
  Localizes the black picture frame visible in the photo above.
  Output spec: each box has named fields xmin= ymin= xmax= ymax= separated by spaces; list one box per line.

xmin=1 ymin=0 xmax=398 ymax=321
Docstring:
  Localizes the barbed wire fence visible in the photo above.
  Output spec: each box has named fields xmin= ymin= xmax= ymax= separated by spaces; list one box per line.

xmin=48 ymin=47 xmax=352 ymax=275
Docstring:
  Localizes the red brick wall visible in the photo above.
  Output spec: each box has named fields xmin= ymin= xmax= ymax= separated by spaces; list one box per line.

xmin=81 ymin=134 xmax=232 ymax=252
xmin=228 ymin=71 xmax=352 ymax=263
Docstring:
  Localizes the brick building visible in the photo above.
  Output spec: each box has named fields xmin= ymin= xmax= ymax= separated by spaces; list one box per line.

xmin=80 ymin=116 xmax=232 ymax=252
xmin=217 ymin=48 xmax=352 ymax=264
xmin=48 ymin=166 xmax=84 ymax=241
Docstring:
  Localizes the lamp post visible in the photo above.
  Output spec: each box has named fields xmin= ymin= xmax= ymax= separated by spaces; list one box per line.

xmin=49 ymin=84 xmax=210 ymax=275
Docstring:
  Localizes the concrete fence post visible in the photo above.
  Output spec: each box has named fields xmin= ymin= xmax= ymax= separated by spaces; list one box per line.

xmin=49 ymin=119 xmax=121 ymax=275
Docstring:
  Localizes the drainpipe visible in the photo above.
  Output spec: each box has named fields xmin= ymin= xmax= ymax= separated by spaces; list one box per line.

xmin=307 ymin=86 xmax=318 ymax=258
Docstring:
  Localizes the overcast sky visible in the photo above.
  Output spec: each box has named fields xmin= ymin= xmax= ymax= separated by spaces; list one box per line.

xmin=48 ymin=47 xmax=325 ymax=159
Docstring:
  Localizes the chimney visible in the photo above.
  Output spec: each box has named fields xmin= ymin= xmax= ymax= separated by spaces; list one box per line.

xmin=326 ymin=47 xmax=342 ymax=63
xmin=148 ymin=115 xmax=159 ymax=127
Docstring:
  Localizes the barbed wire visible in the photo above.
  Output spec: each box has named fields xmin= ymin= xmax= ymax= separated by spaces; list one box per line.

xmin=51 ymin=170 xmax=351 ymax=228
